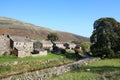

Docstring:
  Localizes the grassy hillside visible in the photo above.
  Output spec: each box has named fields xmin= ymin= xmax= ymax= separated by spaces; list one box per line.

xmin=0 ymin=17 xmax=89 ymax=41
xmin=47 ymin=59 xmax=120 ymax=80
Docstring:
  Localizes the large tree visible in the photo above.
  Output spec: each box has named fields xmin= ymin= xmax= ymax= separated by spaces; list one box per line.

xmin=90 ymin=17 xmax=120 ymax=58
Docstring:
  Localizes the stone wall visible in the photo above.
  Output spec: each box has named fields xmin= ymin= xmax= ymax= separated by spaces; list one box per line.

xmin=32 ymin=50 xmax=47 ymax=57
xmin=0 ymin=35 xmax=10 ymax=55
xmin=3 ymin=58 xmax=100 ymax=80
xmin=17 ymin=50 xmax=31 ymax=58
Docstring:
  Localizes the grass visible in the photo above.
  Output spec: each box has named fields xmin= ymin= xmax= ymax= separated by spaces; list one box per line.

xmin=0 ymin=52 xmax=65 ymax=63
xmin=0 ymin=52 xmax=75 ymax=78
xmin=46 ymin=59 xmax=120 ymax=80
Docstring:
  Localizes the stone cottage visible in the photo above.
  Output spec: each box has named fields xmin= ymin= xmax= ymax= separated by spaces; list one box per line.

xmin=10 ymin=36 xmax=33 ymax=58
xmin=0 ymin=34 xmax=10 ymax=55
xmin=40 ymin=40 xmax=53 ymax=51
xmin=54 ymin=42 xmax=65 ymax=49
xmin=68 ymin=43 xmax=76 ymax=49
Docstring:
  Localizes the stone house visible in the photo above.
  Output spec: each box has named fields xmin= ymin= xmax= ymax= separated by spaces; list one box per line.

xmin=54 ymin=42 xmax=65 ymax=49
xmin=68 ymin=43 xmax=76 ymax=49
xmin=40 ymin=40 xmax=53 ymax=51
xmin=10 ymin=36 xmax=33 ymax=57
xmin=0 ymin=34 xmax=10 ymax=55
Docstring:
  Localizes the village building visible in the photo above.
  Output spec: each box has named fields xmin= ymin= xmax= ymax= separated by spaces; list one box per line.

xmin=68 ymin=43 xmax=77 ymax=49
xmin=10 ymin=36 xmax=33 ymax=58
xmin=40 ymin=40 xmax=53 ymax=51
xmin=54 ymin=41 xmax=65 ymax=49
xmin=0 ymin=34 xmax=10 ymax=55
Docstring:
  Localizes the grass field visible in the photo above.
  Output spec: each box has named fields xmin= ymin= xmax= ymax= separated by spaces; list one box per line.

xmin=47 ymin=59 xmax=120 ymax=80
xmin=0 ymin=52 xmax=64 ymax=63
xmin=0 ymin=52 xmax=75 ymax=78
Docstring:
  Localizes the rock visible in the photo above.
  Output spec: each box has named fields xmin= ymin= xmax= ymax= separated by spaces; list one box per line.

xmin=86 ymin=68 xmax=90 ymax=72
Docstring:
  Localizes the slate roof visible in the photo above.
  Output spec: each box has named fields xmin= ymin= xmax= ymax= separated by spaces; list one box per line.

xmin=10 ymin=36 xmax=32 ymax=42
xmin=40 ymin=40 xmax=52 ymax=44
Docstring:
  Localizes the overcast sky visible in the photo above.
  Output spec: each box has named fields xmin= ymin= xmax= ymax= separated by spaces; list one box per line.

xmin=0 ymin=0 xmax=120 ymax=37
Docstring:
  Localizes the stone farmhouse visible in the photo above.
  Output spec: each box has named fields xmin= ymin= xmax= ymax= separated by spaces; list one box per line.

xmin=40 ymin=40 xmax=53 ymax=51
xmin=54 ymin=42 xmax=65 ymax=49
xmin=10 ymin=36 xmax=33 ymax=58
xmin=68 ymin=43 xmax=77 ymax=49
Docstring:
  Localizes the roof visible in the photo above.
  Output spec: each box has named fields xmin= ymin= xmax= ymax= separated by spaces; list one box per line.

xmin=10 ymin=36 xmax=32 ymax=42
xmin=54 ymin=41 xmax=65 ymax=44
xmin=40 ymin=40 xmax=52 ymax=44
xmin=0 ymin=34 xmax=9 ymax=40
xmin=68 ymin=43 xmax=76 ymax=45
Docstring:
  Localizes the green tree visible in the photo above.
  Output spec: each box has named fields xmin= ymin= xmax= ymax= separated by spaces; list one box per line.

xmin=71 ymin=40 xmax=90 ymax=53
xmin=47 ymin=33 xmax=59 ymax=53
xmin=80 ymin=41 xmax=90 ymax=52
xmin=47 ymin=33 xmax=59 ymax=43
xmin=90 ymin=17 xmax=120 ymax=58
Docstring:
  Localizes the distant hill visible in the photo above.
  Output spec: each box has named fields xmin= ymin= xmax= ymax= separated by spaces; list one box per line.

xmin=0 ymin=17 xmax=89 ymax=42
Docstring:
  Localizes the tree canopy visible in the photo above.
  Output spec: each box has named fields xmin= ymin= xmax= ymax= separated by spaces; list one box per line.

xmin=90 ymin=17 xmax=120 ymax=58
xmin=47 ymin=33 xmax=59 ymax=42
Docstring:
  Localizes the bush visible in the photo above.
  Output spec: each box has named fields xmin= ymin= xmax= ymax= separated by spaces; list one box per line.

xmin=116 ymin=51 xmax=120 ymax=58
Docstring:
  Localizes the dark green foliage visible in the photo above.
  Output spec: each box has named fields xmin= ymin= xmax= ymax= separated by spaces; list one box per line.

xmin=47 ymin=33 xmax=59 ymax=42
xmin=90 ymin=17 xmax=120 ymax=58
xmin=71 ymin=40 xmax=90 ymax=59
xmin=72 ymin=40 xmax=90 ymax=53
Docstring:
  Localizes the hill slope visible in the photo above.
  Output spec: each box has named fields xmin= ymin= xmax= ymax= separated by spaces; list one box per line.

xmin=0 ymin=17 xmax=89 ymax=41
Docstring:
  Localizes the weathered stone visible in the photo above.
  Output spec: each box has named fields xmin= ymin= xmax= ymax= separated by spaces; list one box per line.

xmin=0 ymin=35 xmax=10 ymax=55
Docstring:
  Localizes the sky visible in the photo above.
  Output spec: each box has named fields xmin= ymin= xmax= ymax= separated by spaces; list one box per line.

xmin=0 ymin=0 xmax=120 ymax=37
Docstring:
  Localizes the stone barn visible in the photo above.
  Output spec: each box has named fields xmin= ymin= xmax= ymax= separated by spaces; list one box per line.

xmin=69 ymin=43 xmax=76 ymax=49
xmin=10 ymin=36 xmax=33 ymax=57
xmin=54 ymin=42 xmax=65 ymax=49
xmin=40 ymin=40 xmax=53 ymax=51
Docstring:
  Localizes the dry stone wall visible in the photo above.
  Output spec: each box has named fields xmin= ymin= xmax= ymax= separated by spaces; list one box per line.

xmin=3 ymin=58 xmax=100 ymax=80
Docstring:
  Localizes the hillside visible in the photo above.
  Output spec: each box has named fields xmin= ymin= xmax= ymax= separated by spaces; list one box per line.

xmin=0 ymin=17 xmax=89 ymax=42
